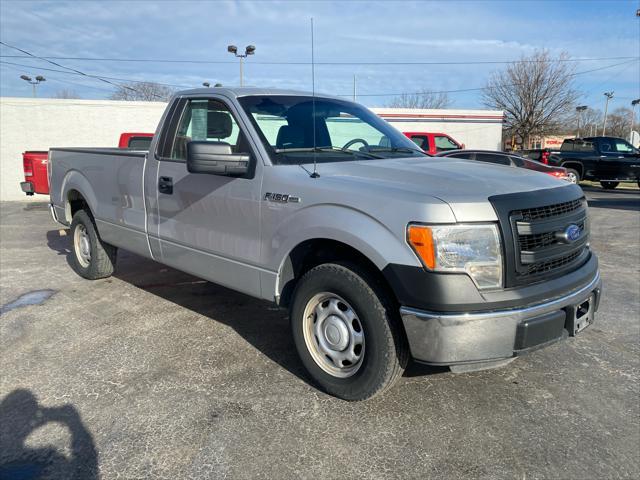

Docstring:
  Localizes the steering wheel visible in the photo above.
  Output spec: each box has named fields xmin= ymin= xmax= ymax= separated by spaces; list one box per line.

xmin=342 ymin=138 xmax=369 ymax=150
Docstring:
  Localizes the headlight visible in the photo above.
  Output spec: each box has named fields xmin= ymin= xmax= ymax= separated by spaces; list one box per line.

xmin=407 ymin=223 xmax=503 ymax=290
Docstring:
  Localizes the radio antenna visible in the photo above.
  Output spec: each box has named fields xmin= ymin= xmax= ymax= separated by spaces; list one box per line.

xmin=310 ymin=17 xmax=320 ymax=178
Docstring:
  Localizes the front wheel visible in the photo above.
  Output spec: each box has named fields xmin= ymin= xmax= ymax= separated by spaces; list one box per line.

xmin=600 ymin=181 xmax=619 ymax=190
xmin=70 ymin=209 xmax=117 ymax=280
xmin=290 ymin=263 xmax=408 ymax=401
xmin=565 ymin=168 xmax=580 ymax=184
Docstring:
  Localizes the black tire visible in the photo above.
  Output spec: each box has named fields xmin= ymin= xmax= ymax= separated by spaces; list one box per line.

xmin=69 ymin=209 xmax=117 ymax=280
xmin=600 ymin=181 xmax=619 ymax=190
xmin=290 ymin=262 xmax=408 ymax=401
xmin=565 ymin=168 xmax=580 ymax=184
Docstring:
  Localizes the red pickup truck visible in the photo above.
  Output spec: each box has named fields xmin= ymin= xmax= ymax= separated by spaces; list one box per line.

xmin=20 ymin=132 xmax=153 ymax=196
xmin=403 ymin=131 xmax=464 ymax=155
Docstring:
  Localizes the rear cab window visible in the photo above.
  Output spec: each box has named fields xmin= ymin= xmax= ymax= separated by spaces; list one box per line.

xmin=127 ymin=137 xmax=152 ymax=150
xmin=409 ymin=135 xmax=430 ymax=151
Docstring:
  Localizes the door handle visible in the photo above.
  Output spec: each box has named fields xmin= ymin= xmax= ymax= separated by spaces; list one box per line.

xmin=158 ymin=176 xmax=173 ymax=194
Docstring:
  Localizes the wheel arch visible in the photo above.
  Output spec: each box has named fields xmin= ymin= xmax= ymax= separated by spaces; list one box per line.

xmin=61 ymin=170 xmax=99 ymax=223
xmin=276 ymin=237 xmax=401 ymax=311
xmin=560 ymin=161 xmax=584 ymax=179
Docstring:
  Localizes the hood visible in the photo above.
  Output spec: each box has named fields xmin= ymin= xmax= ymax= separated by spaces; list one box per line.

xmin=307 ymin=157 xmax=570 ymax=222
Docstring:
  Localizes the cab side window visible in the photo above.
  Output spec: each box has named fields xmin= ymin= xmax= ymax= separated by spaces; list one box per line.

xmin=169 ymin=99 xmax=250 ymax=161
xmin=434 ymin=135 xmax=459 ymax=152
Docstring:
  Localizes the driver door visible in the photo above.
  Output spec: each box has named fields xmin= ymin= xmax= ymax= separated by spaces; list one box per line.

xmin=154 ymin=97 xmax=262 ymax=297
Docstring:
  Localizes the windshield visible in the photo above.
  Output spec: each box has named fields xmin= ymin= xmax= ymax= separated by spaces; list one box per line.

xmin=238 ymin=95 xmax=427 ymax=165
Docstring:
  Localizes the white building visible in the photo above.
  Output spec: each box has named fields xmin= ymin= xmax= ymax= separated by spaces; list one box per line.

xmin=372 ymin=108 xmax=504 ymax=151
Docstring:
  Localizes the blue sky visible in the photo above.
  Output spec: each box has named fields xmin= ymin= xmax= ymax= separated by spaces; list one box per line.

xmin=0 ymin=0 xmax=638 ymax=110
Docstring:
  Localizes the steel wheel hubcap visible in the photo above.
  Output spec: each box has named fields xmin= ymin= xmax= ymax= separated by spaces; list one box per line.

xmin=568 ymin=172 xmax=578 ymax=183
xmin=302 ymin=292 xmax=365 ymax=378
xmin=74 ymin=224 xmax=91 ymax=268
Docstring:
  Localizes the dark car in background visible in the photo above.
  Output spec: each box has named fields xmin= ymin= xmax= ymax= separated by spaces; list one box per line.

xmin=436 ymin=149 xmax=570 ymax=181
xmin=545 ymin=137 xmax=640 ymax=189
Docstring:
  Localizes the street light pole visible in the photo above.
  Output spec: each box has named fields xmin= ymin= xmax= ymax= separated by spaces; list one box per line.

xmin=19 ymin=75 xmax=46 ymax=98
xmin=602 ymin=91 xmax=614 ymax=136
xmin=227 ymin=45 xmax=255 ymax=87
xmin=575 ymin=105 xmax=587 ymax=137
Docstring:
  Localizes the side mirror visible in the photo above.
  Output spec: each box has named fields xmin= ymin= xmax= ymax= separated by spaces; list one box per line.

xmin=187 ymin=141 xmax=249 ymax=176
xmin=460 ymin=143 xmax=466 ymax=149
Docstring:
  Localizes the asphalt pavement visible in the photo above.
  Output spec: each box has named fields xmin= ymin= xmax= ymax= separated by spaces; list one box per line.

xmin=1 ymin=186 xmax=638 ymax=479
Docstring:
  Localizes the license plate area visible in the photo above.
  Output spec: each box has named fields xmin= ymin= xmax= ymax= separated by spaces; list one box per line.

xmin=566 ymin=294 xmax=595 ymax=336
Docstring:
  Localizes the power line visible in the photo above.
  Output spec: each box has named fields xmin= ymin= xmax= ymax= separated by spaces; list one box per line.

xmin=0 ymin=62 xmax=116 ymax=93
xmin=0 ymin=42 xmax=171 ymax=99
xmin=0 ymin=53 xmax=637 ymax=66
xmin=0 ymin=60 xmax=190 ymax=88
xmin=2 ymin=41 xmax=637 ymax=101
xmin=342 ymin=59 xmax=640 ymax=97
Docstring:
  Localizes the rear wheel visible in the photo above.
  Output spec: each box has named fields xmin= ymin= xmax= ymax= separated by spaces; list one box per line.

xmin=600 ymin=181 xmax=619 ymax=190
xmin=290 ymin=262 xmax=408 ymax=401
xmin=70 ymin=209 xmax=117 ymax=279
xmin=565 ymin=168 xmax=580 ymax=184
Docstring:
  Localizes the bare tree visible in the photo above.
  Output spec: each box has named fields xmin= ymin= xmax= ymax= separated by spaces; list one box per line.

xmin=110 ymin=82 xmax=174 ymax=102
xmin=604 ymin=107 xmax=633 ymax=138
xmin=54 ymin=89 xmax=81 ymax=99
xmin=387 ymin=89 xmax=451 ymax=109
xmin=482 ymin=50 xmax=579 ymax=147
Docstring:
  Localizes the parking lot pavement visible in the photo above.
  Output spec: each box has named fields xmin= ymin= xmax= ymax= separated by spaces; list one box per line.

xmin=1 ymin=186 xmax=638 ymax=480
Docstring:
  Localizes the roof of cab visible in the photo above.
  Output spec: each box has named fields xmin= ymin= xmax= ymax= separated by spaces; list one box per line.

xmin=174 ymin=86 xmax=342 ymax=100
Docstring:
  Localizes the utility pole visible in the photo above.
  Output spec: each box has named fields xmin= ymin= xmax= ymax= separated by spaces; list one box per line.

xmin=20 ymin=75 xmax=46 ymax=97
xmin=602 ymin=91 xmax=614 ymax=136
xmin=227 ymin=45 xmax=255 ymax=87
xmin=575 ymin=105 xmax=587 ymax=137
xmin=353 ymin=75 xmax=357 ymax=101
xmin=631 ymin=99 xmax=640 ymax=140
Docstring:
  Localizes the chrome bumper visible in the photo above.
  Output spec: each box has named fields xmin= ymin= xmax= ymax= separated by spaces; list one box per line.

xmin=400 ymin=271 xmax=602 ymax=367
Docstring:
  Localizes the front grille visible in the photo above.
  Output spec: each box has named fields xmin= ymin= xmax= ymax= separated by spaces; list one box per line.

xmin=489 ymin=187 xmax=590 ymax=287
xmin=525 ymin=250 xmax=582 ymax=276
xmin=518 ymin=220 xmax=585 ymax=252
xmin=513 ymin=198 xmax=583 ymax=222
xmin=511 ymin=197 xmax=588 ymax=283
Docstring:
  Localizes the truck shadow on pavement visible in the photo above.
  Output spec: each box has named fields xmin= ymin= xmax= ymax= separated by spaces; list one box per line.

xmin=582 ymin=186 xmax=640 ymax=211
xmin=0 ymin=389 xmax=99 ymax=480
xmin=45 ymin=231 xmax=447 ymax=387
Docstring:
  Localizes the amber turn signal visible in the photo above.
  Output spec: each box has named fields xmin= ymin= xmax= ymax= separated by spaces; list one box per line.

xmin=407 ymin=225 xmax=436 ymax=269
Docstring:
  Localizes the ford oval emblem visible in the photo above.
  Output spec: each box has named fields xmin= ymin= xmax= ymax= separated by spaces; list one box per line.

xmin=565 ymin=224 xmax=581 ymax=242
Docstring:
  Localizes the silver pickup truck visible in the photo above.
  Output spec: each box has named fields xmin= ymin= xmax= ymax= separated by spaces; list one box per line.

xmin=49 ymin=88 xmax=602 ymax=400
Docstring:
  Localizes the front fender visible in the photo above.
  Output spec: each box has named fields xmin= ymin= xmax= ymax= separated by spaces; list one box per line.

xmin=268 ymin=203 xmax=422 ymax=291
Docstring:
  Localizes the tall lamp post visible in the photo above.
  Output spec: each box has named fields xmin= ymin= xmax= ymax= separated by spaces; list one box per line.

xmin=602 ymin=91 xmax=614 ymax=136
xmin=20 ymin=75 xmax=46 ymax=97
xmin=631 ymin=99 xmax=640 ymax=140
xmin=227 ymin=45 xmax=255 ymax=87
xmin=575 ymin=105 xmax=587 ymax=137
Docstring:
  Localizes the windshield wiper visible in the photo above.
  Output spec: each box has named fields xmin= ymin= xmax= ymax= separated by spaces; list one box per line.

xmin=274 ymin=146 xmax=383 ymax=159
xmin=369 ymin=147 xmax=427 ymax=156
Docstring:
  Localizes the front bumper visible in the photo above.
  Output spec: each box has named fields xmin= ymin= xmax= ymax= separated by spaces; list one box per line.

xmin=400 ymin=269 xmax=601 ymax=367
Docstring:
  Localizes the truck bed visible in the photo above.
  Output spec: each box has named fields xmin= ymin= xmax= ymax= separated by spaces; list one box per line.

xmin=49 ymin=147 xmax=151 ymax=258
